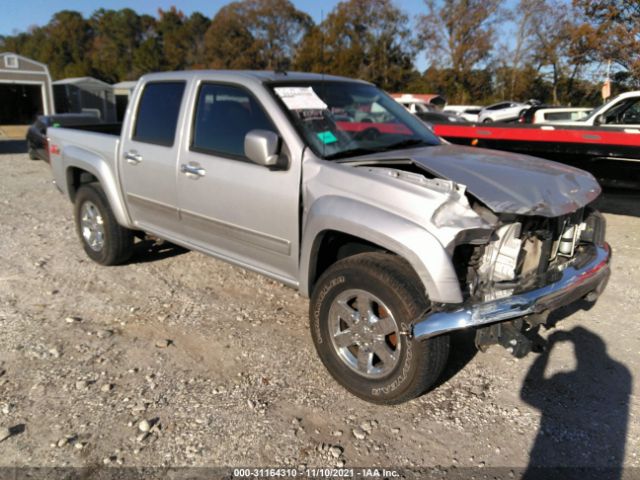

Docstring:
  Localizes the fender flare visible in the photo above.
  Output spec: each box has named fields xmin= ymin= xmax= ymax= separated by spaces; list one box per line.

xmin=63 ymin=146 xmax=132 ymax=228
xmin=300 ymin=196 xmax=463 ymax=304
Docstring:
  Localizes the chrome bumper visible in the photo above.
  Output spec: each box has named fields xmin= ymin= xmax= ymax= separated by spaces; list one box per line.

xmin=413 ymin=244 xmax=611 ymax=340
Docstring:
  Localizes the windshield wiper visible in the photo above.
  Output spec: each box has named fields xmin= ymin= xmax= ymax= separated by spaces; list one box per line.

xmin=324 ymin=139 xmax=433 ymax=160
xmin=324 ymin=147 xmax=381 ymax=160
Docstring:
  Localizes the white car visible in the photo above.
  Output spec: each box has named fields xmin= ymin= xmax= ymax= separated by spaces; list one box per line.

xmin=479 ymin=101 xmax=529 ymax=123
xmin=529 ymin=107 xmax=592 ymax=124
xmin=551 ymin=91 xmax=640 ymax=128
xmin=443 ymin=105 xmax=483 ymax=123
xmin=393 ymin=95 xmax=434 ymax=115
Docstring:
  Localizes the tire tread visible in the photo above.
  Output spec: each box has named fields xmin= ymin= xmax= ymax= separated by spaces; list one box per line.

xmin=311 ymin=252 xmax=449 ymax=404
xmin=74 ymin=183 xmax=134 ymax=266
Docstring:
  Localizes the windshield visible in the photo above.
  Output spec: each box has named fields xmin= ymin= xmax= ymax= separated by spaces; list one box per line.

xmin=583 ymin=96 xmax=620 ymax=122
xmin=269 ymin=81 xmax=441 ymax=160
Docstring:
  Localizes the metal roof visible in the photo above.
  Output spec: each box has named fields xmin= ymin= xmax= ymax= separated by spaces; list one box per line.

xmin=112 ymin=81 xmax=138 ymax=89
xmin=0 ymin=52 xmax=49 ymax=71
xmin=52 ymin=76 xmax=112 ymax=87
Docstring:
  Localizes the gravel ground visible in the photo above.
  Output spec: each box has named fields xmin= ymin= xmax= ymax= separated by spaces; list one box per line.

xmin=0 ymin=145 xmax=638 ymax=475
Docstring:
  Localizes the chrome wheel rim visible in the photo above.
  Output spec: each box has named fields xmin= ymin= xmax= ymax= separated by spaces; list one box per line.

xmin=328 ymin=289 xmax=401 ymax=379
xmin=80 ymin=201 xmax=105 ymax=252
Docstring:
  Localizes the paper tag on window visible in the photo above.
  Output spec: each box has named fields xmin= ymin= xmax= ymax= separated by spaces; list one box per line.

xmin=274 ymin=87 xmax=327 ymax=111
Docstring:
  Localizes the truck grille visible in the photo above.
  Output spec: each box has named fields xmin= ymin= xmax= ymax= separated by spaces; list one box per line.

xmin=465 ymin=207 xmax=605 ymax=302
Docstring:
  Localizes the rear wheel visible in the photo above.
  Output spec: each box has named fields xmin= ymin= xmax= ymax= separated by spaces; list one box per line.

xmin=74 ymin=183 xmax=134 ymax=265
xmin=310 ymin=252 xmax=449 ymax=404
xmin=482 ymin=118 xmax=493 ymax=123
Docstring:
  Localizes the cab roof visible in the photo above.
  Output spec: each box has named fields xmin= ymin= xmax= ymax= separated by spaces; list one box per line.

xmin=139 ymin=70 xmax=371 ymax=85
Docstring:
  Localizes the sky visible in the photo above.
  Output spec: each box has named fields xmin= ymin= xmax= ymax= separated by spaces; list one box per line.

xmin=0 ymin=0 xmax=430 ymax=35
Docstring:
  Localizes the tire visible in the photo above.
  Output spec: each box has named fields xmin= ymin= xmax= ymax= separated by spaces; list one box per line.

xmin=310 ymin=252 xmax=449 ymax=404
xmin=74 ymin=183 xmax=134 ymax=266
xmin=482 ymin=118 xmax=493 ymax=123
xmin=28 ymin=143 xmax=39 ymax=160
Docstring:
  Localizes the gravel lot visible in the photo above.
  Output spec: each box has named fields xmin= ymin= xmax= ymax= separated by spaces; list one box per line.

xmin=0 ymin=143 xmax=638 ymax=476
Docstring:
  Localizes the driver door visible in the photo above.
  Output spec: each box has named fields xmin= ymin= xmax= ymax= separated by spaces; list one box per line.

xmin=175 ymin=82 xmax=300 ymax=284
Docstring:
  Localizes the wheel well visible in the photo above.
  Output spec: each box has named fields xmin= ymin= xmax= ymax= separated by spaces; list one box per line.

xmin=309 ymin=231 xmax=387 ymax=292
xmin=66 ymin=167 xmax=98 ymax=202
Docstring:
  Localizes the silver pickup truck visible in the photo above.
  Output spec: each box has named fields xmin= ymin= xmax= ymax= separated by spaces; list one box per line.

xmin=48 ymin=71 xmax=611 ymax=404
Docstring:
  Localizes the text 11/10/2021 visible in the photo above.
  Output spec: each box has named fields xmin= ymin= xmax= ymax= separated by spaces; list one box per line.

xmin=233 ymin=468 xmax=400 ymax=478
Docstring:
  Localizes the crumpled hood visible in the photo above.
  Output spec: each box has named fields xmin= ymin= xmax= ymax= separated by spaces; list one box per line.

xmin=361 ymin=145 xmax=602 ymax=217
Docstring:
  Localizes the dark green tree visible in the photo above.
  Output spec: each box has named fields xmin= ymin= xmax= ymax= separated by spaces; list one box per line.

xmin=89 ymin=8 xmax=146 ymax=82
xmin=204 ymin=0 xmax=311 ymax=70
xmin=294 ymin=0 xmax=417 ymax=91
xmin=45 ymin=11 xmax=92 ymax=79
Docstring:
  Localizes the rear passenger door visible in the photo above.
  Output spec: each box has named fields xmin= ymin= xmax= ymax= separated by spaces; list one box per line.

xmin=175 ymin=82 xmax=300 ymax=284
xmin=119 ymin=81 xmax=186 ymax=237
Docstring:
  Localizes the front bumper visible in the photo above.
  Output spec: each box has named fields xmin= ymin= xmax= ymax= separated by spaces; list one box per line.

xmin=413 ymin=244 xmax=611 ymax=340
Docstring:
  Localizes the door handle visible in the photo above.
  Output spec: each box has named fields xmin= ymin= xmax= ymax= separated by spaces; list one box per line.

xmin=124 ymin=151 xmax=143 ymax=165
xmin=180 ymin=163 xmax=206 ymax=178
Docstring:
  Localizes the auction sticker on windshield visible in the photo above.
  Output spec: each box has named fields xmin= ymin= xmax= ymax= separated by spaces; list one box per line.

xmin=274 ymin=86 xmax=328 ymax=110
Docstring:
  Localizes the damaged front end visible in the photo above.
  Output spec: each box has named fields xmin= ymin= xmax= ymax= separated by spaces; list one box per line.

xmin=414 ymin=206 xmax=611 ymax=357
xmin=346 ymin=147 xmax=610 ymax=357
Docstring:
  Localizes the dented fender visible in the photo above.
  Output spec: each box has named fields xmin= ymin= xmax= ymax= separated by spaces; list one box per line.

xmin=299 ymin=196 xmax=464 ymax=304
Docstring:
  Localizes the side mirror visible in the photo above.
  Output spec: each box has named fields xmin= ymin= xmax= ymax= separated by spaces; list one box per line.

xmin=244 ymin=129 xmax=281 ymax=167
xmin=593 ymin=114 xmax=604 ymax=126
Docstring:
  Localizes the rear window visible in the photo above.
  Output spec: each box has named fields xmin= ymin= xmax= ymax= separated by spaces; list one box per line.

xmin=544 ymin=111 xmax=573 ymax=121
xmin=133 ymin=82 xmax=185 ymax=147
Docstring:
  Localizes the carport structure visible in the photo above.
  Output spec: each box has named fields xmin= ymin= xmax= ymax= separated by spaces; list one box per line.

xmin=53 ymin=77 xmax=117 ymax=122
xmin=0 ymin=52 xmax=54 ymax=127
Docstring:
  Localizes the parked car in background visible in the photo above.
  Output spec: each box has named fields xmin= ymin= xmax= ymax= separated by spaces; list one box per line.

xmin=26 ymin=113 xmax=100 ymax=162
xmin=393 ymin=96 xmax=465 ymax=124
xmin=391 ymin=93 xmax=446 ymax=112
xmin=478 ymin=101 xmax=529 ymax=123
xmin=393 ymin=95 xmax=436 ymax=116
xmin=416 ymin=110 xmax=468 ymax=124
xmin=519 ymin=106 xmax=592 ymax=124
xmin=554 ymin=91 xmax=640 ymax=128
xmin=443 ymin=105 xmax=482 ymax=122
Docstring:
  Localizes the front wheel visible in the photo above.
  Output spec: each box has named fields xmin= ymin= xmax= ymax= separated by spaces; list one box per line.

xmin=74 ymin=183 xmax=134 ymax=265
xmin=310 ymin=253 xmax=449 ymax=404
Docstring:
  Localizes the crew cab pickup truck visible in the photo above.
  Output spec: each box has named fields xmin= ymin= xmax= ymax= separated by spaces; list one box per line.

xmin=551 ymin=90 xmax=640 ymax=128
xmin=48 ymin=71 xmax=611 ymax=404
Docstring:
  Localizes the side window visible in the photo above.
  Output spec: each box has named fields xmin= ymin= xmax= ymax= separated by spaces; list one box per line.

xmin=191 ymin=83 xmax=276 ymax=159
xmin=133 ymin=82 xmax=185 ymax=146
xmin=620 ymin=99 xmax=640 ymax=125
xmin=4 ymin=55 xmax=18 ymax=68
xmin=545 ymin=111 xmax=572 ymax=121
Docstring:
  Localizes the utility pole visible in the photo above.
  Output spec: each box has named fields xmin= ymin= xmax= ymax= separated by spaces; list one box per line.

xmin=602 ymin=59 xmax=612 ymax=101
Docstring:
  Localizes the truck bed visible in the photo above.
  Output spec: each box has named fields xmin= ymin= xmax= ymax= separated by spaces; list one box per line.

xmin=47 ymin=126 xmax=121 ymax=202
xmin=52 ymin=123 xmax=122 ymax=136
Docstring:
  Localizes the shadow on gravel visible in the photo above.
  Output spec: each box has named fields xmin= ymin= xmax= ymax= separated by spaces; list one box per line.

xmin=0 ymin=140 xmax=28 ymax=154
xmin=433 ymin=330 xmax=478 ymax=389
xmin=521 ymin=327 xmax=632 ymax=480
xmin=132 ymin=239 xmax=189 ymax=264
xmin=594 ymin=187 xmax=640 ymax=218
